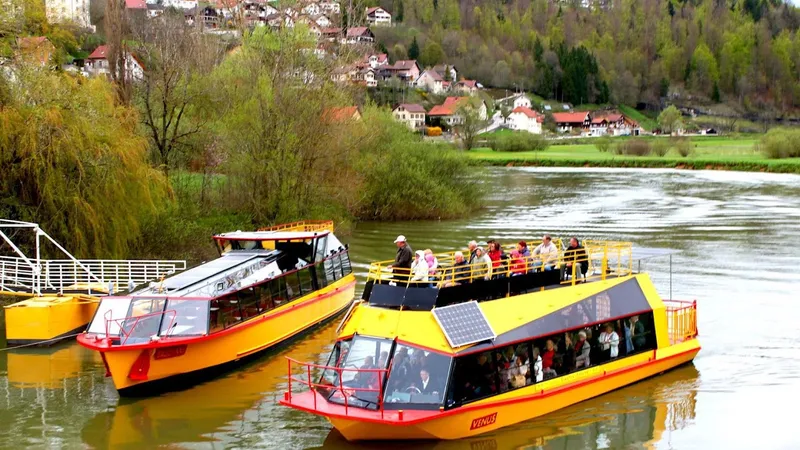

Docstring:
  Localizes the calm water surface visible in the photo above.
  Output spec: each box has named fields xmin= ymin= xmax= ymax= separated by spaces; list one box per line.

xmin=2 ymin=167 xmax=800 ymax=450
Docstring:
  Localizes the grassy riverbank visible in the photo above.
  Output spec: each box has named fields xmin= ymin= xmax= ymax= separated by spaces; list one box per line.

xmin=469 ymin=136 xmax=800 ymax=173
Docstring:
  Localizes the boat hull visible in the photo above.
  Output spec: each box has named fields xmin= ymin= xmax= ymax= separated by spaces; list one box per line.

xmin=284 ymin=339 xmax=700 ymax=441
xmin=80 ymin=275 xmax=356 ymax=393
xmin=4 ymin=295 xmax=99 ymax=346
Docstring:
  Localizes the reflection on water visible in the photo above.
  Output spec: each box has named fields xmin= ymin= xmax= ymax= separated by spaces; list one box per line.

xmin=2 ymin=167 xmax=800 ymax=449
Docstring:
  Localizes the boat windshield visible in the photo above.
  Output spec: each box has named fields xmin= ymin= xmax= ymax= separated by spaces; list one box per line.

xmin=382 ymin=343 xmax=452 ymax=410
xmin=317 ymin=337 xmax=452 ymax=410
xmin=86 ymin=297 xmax=210 ymax=343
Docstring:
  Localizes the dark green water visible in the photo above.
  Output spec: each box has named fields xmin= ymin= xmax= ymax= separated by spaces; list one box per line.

xmin=2 ymin=167 xmax=800 ymax=449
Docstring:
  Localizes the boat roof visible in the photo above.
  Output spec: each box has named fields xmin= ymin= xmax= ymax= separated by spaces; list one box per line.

xmin=213 ymin=230 xmax=330 ymax=241
xmin=341 ymin=274 xmax=662 ymax=355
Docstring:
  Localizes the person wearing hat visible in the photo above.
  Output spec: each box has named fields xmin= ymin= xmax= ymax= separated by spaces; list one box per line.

xmin=390 ymin=235 xmax=413 ymax=282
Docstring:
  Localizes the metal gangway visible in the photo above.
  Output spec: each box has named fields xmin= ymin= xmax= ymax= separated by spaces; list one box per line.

xmin=0 ymin=219 xmax=186 ymax=296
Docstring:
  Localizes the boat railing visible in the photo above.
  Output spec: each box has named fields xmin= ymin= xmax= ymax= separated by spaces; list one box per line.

xmin=0 ymin=256 xmax=186 ymax=295
xmin=104 ymin=308 xmax=178 ymax=345
xmin=366 ymin=240 xmax=633 ymax=288
xmin=257 ymin=220 xmax=334 ymax=233
xmin=664 ymin=300 xmax=698 ymax=345
xmin=285 ymin=357 xmax=390 ymax=418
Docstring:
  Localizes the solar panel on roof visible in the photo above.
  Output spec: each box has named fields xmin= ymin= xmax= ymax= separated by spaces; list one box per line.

xmin=433 ymin=301 xmax=496 ymax=348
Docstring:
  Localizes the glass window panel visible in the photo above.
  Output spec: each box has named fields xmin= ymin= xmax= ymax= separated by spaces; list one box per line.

xmin=159 ymin=299 xmax=209 ymax=336
xmin=88 ymin=297 xmax=132 ymax=335
xmin=384 ymin=344 xmax=451 ymax=407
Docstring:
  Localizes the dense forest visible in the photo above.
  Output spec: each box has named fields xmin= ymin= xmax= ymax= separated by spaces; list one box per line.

xmin=370 ymin=0 xmax=800 ymax=114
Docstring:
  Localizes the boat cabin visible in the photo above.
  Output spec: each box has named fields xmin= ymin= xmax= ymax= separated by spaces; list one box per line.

xmin=85 ymin=222 xmax=352 ymax=345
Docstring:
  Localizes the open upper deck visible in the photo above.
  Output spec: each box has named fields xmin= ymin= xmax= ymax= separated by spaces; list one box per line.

xmin=362 ymin=240 xmax=642 ymax=311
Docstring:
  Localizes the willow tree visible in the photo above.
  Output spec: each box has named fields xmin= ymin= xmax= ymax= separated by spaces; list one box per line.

xmin=0 ymin=68 xmax=167 ymax=258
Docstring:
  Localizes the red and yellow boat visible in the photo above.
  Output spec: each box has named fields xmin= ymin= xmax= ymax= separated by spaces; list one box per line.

xmin=77 ymin=221 xmax=356 ymax=395
xmin=280 ymin=240 xmax=700 ymax=440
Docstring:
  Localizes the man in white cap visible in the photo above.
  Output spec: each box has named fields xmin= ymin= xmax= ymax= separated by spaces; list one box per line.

xmin=390 ymin=235 xmax=413 ymax=281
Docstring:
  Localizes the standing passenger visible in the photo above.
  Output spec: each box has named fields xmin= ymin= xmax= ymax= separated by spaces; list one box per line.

xmin=467 ymin=240 xmax=479 ymax=264
xmin=599 ymin=323 xmax=620 ymax=360
xmin=390 ymin=235 xmax=413 ymax=283
xmin=575 ymin=331 xmax=591 ymax=369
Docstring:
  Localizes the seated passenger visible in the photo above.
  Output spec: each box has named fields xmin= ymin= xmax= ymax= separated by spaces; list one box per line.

xmin=531 ymin=348 xmax=543 ymax=382
xmin=549 ymin=355 xmax=563 ymax=378
xmin=517 ymin=240 xmax=531 ymax=259
xmin=441 ymin=251 xmax=470 ymax=287
xmin=507 ymin=355 xmax=530 ymax=388
xmin=599 ymin=323 xmax=620 ymax=360
xmin=487 ymin=241 xmax=504 ymax=275
xmin=575 ymin=331 xmax=591 ymax=369
xmin=563 ymin=237 xmax=589 ymax=280
xmin=509 ymin=250 xmax=526 ymax=276
xmin=532 ymin=235 xmax=559 ymax=271
xmin=355 ymin=356 xmax=378 ymax=388
xmin=425 ymin=251 xmax=438 ymax=282
xmin=410 ymin=250 xmax=429 ymax=284
xmin=472 ymin=247 xmax=493 ymax=281
xmin=542 ymin=339 xmax=556 ymax=371
xmin=416 ymin=368 xmax=441 ymax=396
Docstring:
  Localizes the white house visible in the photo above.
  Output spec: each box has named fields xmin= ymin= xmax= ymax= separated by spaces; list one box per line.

xmin=365 ymin=6 xmax=391 ymax=26
xmin=508 ymin=106 xmax=543 ymax=134
xmin=393 ymin=104 xmax=426 ymax=130
xmin=301 ymin=2 xmax=321 ymax=16
xmin=513 ymin=94 xmax=531 ymax=109
xmin=319 ymin=1 xmax=340 ymax=15
xmin=414 ymin=69 xmax=445 ymax=94
xmin=162 ymin=0 xmax=195 ymax=9
xmin=85 ymin=45 xmax=144 ymax=81
xmin=364 ymin=53 xmax=388 ymax=69
xmin=314 ymin=14 xmax=332 ymax=28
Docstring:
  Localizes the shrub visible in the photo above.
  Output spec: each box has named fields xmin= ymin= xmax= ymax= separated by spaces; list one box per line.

xmin=673 ymin=138 xmax=694 ymax=157
xmin=651 ymin=139 xmax=670 ymax=157
xmin=613 ymin=139 xmax=651 ymax=156
xmin=426 ymin=126 xmax=442 ymax=137
xmin=489 ymin=132 xmax=549 ymax=152
xmin=595 ymin=136 xmax=612 ymax=153
xmin=760 ymin=128 xmax=800 ymax=159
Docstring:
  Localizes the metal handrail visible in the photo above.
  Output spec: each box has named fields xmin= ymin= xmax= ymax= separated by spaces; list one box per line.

xmin=366 ymin=240 xmax=633 ymax=288
xmin=285 ymin=356 xmax=389 ymax=418
xmin=257 ymin=220 xmax=334 ymax=233
xmin=664 ymin=300 xmax=698 ymax=344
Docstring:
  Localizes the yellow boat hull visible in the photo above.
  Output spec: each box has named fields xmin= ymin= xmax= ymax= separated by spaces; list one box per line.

xmin=84 ymin=275 xmax=356 ymax=393
xmin=4 ymin=295 xmax=99 ymax=346
xmin=289 ymin=339 xmax=700 ymax=441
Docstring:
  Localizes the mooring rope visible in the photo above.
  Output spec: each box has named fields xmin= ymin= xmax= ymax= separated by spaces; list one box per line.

xmin=0 ymin=333 xmax=82 ymax=351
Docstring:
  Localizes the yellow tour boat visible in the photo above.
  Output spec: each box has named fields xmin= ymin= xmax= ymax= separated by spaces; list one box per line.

xmin=77 ymin=221 xmax=356 ymax=395
xmin=280 ymin=240 xmax=700 ymax=440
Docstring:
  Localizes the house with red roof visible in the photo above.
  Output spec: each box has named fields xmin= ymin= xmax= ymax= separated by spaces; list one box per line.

xmin=552 ymin=111 xmax=591 ymax=133
xmin=85 ymin=45 xmax=145 ymax=80
xmin=508 ymin=107 xmax=544 ymax=134
xmin=414 ymin=69 xmax=445 ymax=94
xmin=366 ymin=6 xmax=392 ymax=26
xmin=364 ymin=53 xmax=388 ymax=69
xmin=378 ymin=60 xmax=420 ymax=85
xmin=323 ymin=106 xmax=362 ymax=122
xmin=393 ymin=104 xmax=426 ymax=130
xmin=428 ymin=96 xmax=487 ymax=126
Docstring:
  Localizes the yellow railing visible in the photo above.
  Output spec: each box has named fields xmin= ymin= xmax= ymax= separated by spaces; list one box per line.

xmin=258 ymin=220 xmax=334 ymax=233
xmin=366 ymin=240 xmax=633 ymax=288
xmin=665 ymin=300 xmax=698 ymax=344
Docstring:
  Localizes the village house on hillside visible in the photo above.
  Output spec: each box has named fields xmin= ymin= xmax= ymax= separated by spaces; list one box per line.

xmin=323 ymin=106 xmax=362 ymax=122
xmin=378 ymin=60 xmax=420 ymax=85
xmin=453 ymin=79 xmax=480 ymax=95
xmin=84 ymin=45 xmax=145 ymax=80
xmin=319 ymin=0 xmax=340 ymax=15
xmin=345 ymin=27 xmax=375 ymax=44
xmin=393 ymin=104 xmax=426 ymax=130
xmin=428 ymin=96 xmax=488 ymax=126
xmin=507 ymin=106 xmax=544 ymax=134
xmin=365 ymin=6 xmax=391 ymax=26
xmin=364 ymin=53 xmax=389 ymax=69
xmin=552 ymin=111 xmax=591 ymax=133
xmin=513 ymin=94 xmax=531 ymax=109
xmin=432 ymin=64 xmax=457 ymax=81
xmin=414 ymin=69 xmax=445 ymax=94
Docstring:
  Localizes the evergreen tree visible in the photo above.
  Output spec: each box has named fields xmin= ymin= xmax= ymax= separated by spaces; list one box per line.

xmin=408 ymin=36 xmax=420 ymax=60
xmin=712 ymin=81 xmax=721 ymax=102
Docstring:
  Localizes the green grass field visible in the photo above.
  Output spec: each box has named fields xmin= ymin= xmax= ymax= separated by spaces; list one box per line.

xmin=469 ymin=135 xmax=800 ymax=173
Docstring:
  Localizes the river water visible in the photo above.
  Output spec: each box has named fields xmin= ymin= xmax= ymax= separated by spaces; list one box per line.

xmin=2 ymin=167 xmax=800 ymax=450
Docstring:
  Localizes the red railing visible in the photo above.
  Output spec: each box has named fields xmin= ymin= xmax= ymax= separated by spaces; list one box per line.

xmin=105 ymin=309 xmax=177 ymax=345
xmin=664 ymin=300 xmax=698 ymax=345
xmin=285 ymin=357 xmax=389 ymax=418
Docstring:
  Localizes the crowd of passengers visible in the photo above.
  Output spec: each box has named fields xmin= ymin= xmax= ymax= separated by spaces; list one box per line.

xmin=454 ymin=315 xmax=651 ymax=403
xmin=387 ymin=234 xmax=589 ymax=285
